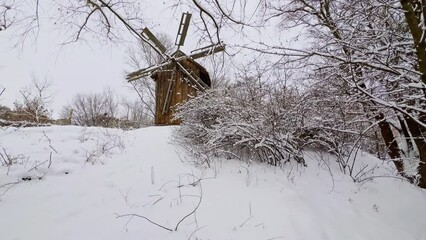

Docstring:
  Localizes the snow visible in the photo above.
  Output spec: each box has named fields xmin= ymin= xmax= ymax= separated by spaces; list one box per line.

xmin=1 ymin=125 xmax=426 ymax=240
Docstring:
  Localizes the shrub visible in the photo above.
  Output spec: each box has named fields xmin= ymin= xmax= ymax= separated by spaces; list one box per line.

xmin=174 ymin=80 xmax=305 ymax=167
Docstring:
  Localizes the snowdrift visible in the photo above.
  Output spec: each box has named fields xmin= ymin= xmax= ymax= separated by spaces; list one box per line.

xmin=0 ymin=125 xmax=425 ymax=240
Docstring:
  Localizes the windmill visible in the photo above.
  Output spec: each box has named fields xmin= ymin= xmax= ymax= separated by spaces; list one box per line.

xmin=126 ymin=12 xmax=225 ymax=125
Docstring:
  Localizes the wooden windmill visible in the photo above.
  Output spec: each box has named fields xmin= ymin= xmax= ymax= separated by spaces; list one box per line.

xmin=126 ymin=12 xmax=225 ymax=125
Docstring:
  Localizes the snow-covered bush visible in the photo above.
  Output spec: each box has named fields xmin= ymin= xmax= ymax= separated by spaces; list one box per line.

xmin=175 ymin=79 xmax=305 ymax=167
xmin=175 ymin=76 xmax=381 ymax=177
xmin=296 ymin=80 xmax=380 ymax=174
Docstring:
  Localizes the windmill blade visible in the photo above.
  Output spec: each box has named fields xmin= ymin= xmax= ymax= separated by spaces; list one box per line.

xmin=175 ymin=12 xmax=192 ymax=48
xmin=126 ymin=67 xmax=157 ymax=81
xmin=142 ymin=27 xmax=167 ymax=54
xmin=127 ymin=59 xmax=174 ymax=82
xmin=189 ymin=43 xmax=225 ymax=60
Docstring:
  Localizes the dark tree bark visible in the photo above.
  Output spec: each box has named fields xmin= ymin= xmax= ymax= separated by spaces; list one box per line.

xmin=376 ymin=113 xmax=404 ymax=173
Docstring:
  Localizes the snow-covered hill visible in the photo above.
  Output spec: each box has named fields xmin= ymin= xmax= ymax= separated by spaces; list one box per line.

xmin=0 ymin=126 xmax=425 ymax=240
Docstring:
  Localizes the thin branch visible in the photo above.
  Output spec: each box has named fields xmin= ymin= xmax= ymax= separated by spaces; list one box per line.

xmin=115 ymin=213 xmax=173 ymax=232
xmin=191 ymin=0 xmax=221 ymax=43
xmin=174 ymin=178 xmax=203 ymax=231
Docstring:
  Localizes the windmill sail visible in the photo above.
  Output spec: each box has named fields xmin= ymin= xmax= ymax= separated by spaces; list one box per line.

xmin=175 ymin=12 xmax=192 ymax=48
xmin=190 ymin=44 xmax=225 ymax=60
xmin=126 ymin=64 xmax=165 ymax=81
xmin=142 ymin=28 xmax=167 ymax=54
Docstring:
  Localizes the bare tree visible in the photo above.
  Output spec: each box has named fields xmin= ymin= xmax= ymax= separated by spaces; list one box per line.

xmin=13 ymin=76 xmax=53 ymax=123
xmin=62 ymin=88 xmax=119 ymax=127
xmin=52 ymin=0 xmax=146 ymax=44
xmin=263 ymin=0 xmax=426 ymax=187
xmin=120 ymin=98 xmax=153 ymax=126
xmin=2 ymin=0 xmax=146 ymax=47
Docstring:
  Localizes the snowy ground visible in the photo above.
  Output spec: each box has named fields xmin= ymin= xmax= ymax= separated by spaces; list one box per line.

xmin=0 ymin=126 xmax=425 ymax=240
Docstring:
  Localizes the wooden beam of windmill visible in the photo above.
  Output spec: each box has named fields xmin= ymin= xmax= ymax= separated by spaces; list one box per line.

xmin=175 ymin=61 xmax=209 ymax=91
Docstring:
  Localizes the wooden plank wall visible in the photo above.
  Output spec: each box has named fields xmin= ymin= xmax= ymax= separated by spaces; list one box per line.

xmin=154 ymin=60 xmax=200 ymax=125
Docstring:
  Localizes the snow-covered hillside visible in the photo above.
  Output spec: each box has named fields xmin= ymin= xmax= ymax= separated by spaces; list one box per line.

xmin=0 ymin=126 xmax=425 ymax=240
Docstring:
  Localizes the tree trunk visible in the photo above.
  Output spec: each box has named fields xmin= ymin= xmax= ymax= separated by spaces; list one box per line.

xmin=417 ymin=148 xmax=426 ymax=188
xmin=375 ymin=113 xmax=405 ymax=174
xmin=404 ymin=115 xmax=426 ymax=188
xmin=400 ymin=0 xmax=426 ymax=188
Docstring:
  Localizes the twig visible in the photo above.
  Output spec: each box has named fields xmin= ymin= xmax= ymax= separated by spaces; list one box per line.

xmin=239 ymin=216 xmax=252 ymax=228
xmin=118 ymin=174 xmax=206 ymax=233
xmin=188 ymin=225 xmax=206 ymax=240
xmin=358 ymin=175 xmax=408 ymax=185
xmin=158 ymin=180 xmax=179 ymax=191
xmin=0 ymin=148 xmax=12 ymax=166
xmin=239 ymin=202 xmax=253 ymax=228
xmin=121 ymin=214 xmax=134 ymax=232
xmin=0 ymin=181 xmax=19 ymax=199
xmin=174 ymin=180 xmax=203 ymax=231
xmin=0 ymin=151 xmax=6 ymax=166
xmin=115 ymin=213 xmax=173 ymax=232
xmin=119 ymin=188 xmax=131 ymax=205
xmin=177 ymin=176 xmax=216 ymax=188
xmin=27 ymin=159 xmax=48 ymax=172
xmin=0 ymin=181 xmax=19 ymax=189
xmin=151 ymin=166 xmax=155 ymax=185
xmin=42 ymin=130 xmax=58 ymax=153
xmin=48 ymin=152 xmax=52 ymax=168
xmin=353 ymin=164 xmax=370 ymax=180
xmin=151 ymin=197 xmax=163 ymax=206
xmin=142 ymin=196 xmax=163 ymax=207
